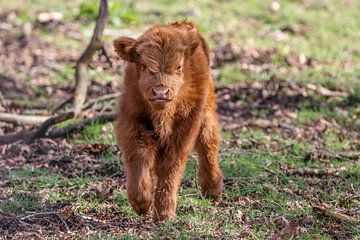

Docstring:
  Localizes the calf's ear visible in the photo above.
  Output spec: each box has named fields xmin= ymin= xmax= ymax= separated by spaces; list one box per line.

xmin=113 ymin=37 xmax=138 ymax=62
xmin=186 ymin=28 xmax=201 ymax=55
xmin=188 ymin=39 xmax=200 ymax=54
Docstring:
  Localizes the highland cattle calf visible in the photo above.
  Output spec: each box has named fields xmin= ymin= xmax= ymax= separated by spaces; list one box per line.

xmin=114 ymin=21 xmax=223 ymax=220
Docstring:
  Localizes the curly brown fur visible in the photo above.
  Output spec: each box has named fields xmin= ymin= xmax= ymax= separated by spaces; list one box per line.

xmin=114 ymin=21 xmax=223 ymax=221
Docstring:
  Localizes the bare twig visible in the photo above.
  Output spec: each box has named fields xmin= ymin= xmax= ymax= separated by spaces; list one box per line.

xmin=52 ymin=91 xmax=120 ymax=115
xmin=73 ymin=0 xmax=108 ymax=115
xmin=0 ymin=112 xmax=50 ymax=125
xmin=82 ymin=92 xmax=121 ymax=111
xmin=51 ymin=96 xmax=74 ymax=114
xmin=313 ymin=206 xmax=359 ymax=223
xmin=99 ymin=45 xmax=113 ymax=68
xmin=27 ymin=112 xmax=75 ymax=143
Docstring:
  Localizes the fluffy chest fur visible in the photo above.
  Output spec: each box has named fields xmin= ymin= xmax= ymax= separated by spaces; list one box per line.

xmin=149 ymin=97 xmax=197 ymax=145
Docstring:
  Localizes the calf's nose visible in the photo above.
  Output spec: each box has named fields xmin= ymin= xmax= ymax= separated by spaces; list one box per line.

xmin=152 ymin=89 xmax=169 ymax=99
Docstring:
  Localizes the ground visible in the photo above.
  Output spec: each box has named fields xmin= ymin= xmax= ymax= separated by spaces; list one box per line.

xmin=0 ymin=0 xmax=360 ymax=239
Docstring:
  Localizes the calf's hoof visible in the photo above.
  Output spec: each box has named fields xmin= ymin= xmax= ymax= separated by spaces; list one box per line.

xmin=201 ymin=174 xmax=224 ymax=198
xmin=153 ymin=209 xmax=176 ymax=221
xmin=128 ymin=194 xmax=153 ymax=216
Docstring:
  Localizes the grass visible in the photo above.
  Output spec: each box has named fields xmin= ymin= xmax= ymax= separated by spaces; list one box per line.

xmin=1 ymin=124 xmax=359 ymax=238
xmin=1 ymin=0 xmax=360 ymax=239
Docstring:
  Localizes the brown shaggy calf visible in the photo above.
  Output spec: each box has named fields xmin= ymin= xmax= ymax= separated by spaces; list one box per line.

xmin=113 ymin=21 xmax=223 ymax=220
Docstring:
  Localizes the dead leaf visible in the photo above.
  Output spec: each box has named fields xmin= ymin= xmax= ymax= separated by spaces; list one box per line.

xmin=77 ymin=143 xmax=109 ymax=154
xmin=233 ymin=196 xmax=251 ymax=206
xmin=283 ymin=222 xmax=306 ymax=237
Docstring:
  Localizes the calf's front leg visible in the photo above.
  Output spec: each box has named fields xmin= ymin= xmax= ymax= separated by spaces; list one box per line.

xmin=153 ymin=148 xmax=189 ymax=220
xmin=117 ymin=116 xmax=157 ymax=216
xmin=153 ymin=116 xmax=202 ymax=220
xmin=124 ymin=147 xmax=155 ymax=215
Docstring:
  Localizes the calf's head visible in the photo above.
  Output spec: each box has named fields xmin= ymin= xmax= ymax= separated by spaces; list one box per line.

xmin=114 ymin=24 xmax=199 ymax=109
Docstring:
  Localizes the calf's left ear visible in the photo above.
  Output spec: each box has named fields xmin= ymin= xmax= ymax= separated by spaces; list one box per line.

xmin=113 ymin=37 xmax=138 ymax=62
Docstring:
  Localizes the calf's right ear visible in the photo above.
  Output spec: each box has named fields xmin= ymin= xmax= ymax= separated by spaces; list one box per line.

xmin=113 ymin=37 xmax=138 ymax=62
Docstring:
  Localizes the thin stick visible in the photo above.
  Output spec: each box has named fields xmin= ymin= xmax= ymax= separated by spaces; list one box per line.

xmin=51 ymin=96 xmax=73 ymax=114
xmin=73 ymin=0 xmax=108 ymax=114
xmin=313 ymin=206 xmax=359 ymax=223
xmin=286 ymin=161 xmax=359 ymax=177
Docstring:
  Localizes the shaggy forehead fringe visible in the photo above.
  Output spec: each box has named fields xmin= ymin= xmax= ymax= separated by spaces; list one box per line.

xmin=136 ymin=25 xmax=188 ymax=70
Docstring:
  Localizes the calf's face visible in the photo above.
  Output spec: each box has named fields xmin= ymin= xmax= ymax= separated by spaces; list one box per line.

xmin=114 ymin=27 xmax=198 ymax=109
xmin=136 ymin=42 xmax=185 ymax=109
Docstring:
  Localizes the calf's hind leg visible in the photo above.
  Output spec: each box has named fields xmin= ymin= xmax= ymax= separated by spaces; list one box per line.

xmin=195 ymin=112 xmax=223 ymax=197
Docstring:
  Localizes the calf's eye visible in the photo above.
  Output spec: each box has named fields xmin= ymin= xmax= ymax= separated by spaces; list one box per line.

xmin=141 ymin=64 xmax=147 ymax=72
xmin=176 ymin=65 xmax=182 ymax=73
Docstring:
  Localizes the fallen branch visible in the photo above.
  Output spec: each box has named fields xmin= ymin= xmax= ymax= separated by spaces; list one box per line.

xmin=0 ymin=112 xmax=74 ymax=145
xmin=313 ymin=206 xmax=359 ymax=223
xmin=0 ymin=112 xmax=50 ymax=125
xmin=73 ymin=0 xmax=108 ymax=115
xmin=0 ymin=112 xmax=115 ymax=145
xmin=0 ymin=91 xmax=120 ymax=126
xmin=82 ymin=92 xmax=121 ymax=111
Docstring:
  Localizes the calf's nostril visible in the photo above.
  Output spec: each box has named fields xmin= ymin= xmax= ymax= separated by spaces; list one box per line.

xmin=152 ymin=89 xmax=157 ymax=96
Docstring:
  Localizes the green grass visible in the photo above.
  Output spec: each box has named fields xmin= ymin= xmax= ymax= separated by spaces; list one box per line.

xmin=76 ymin=122 xmax=116 ymax=144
